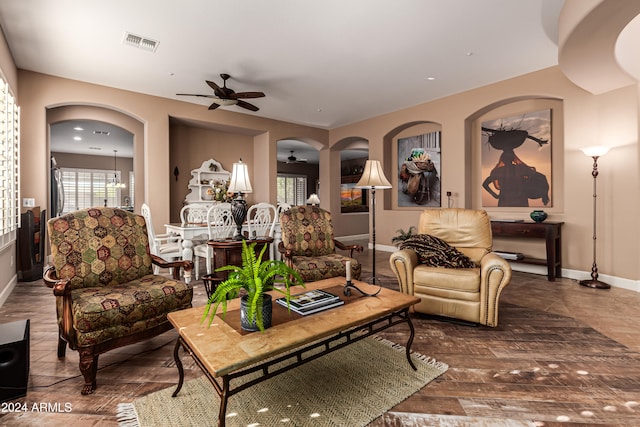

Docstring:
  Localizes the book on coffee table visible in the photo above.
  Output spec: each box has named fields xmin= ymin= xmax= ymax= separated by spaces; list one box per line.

xmin=276 ymin=289 xmax=344 ymax=315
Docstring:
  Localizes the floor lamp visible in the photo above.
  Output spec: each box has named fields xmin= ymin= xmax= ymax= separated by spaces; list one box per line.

xmin=580 ymin=146 xmax=610 ymax=289
xmin=355 ymin=159 xmax=391 ymax=287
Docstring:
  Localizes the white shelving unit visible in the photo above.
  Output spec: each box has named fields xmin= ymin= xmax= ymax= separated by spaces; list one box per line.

xmin=184 ymin=159 xmax=231 ymax=205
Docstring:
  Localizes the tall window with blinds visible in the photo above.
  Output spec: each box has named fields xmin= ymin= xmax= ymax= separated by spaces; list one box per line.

xmin=277 ymin=174 xmax=307 ymax=206
xmin=61 ymin=168 xmax=122 ymax=214
xmin=0 ymin=76 xmax=20 ymax=249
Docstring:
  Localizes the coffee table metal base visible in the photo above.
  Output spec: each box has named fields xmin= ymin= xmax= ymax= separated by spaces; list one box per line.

xmin=172 ymin=307 xmax=417 ymax=427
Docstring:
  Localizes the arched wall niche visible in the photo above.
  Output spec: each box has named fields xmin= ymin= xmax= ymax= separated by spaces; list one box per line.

xmin=46 ymin=104 xmax=145 ymax=215
xmin=383 ymin=121 xmax=442 ymax=211
xmin=329 ymin=136 xmax=370 ymax=237
xmin=464 ymin=96 xmax=564 ymax=214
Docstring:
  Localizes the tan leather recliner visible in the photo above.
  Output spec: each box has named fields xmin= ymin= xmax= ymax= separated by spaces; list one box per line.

xmin=389 ymin=208 xmax=511 ymax=327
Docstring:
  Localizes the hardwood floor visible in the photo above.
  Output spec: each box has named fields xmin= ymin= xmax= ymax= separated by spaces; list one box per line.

xmin=1 ymin=245 xmax=639 ymax=426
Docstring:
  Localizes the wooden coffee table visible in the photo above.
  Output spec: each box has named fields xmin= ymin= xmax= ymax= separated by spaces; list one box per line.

xmin=168 ymin=277 xmax=420 ymax=427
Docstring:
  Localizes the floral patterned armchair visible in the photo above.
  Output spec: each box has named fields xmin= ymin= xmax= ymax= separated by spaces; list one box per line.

xmin=278 ymin=206 xmax=363 ymax=282
xmin=43 ymin=207 xmax=194 ymax=395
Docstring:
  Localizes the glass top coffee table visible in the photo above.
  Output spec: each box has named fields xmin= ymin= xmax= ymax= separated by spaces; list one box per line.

xmin=168 ymin=277 xmax=420 ymax=427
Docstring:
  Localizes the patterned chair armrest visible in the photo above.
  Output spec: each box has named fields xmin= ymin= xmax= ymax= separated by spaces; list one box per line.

xmin=42 ymin=265 xmax=75 ymax=348
xmin=277 ymin=241 xmax=294 ymax=269
xmin=334 ymin=239 xmax=364 ymax=258
xmin=151 ymin=255 xmax=194 ymax=280
xmin=43 ymin=265 xmax=72 ymax=296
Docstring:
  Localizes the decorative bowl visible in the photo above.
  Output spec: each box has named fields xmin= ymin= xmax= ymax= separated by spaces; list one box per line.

xmin=530 ymin=210 xmax=548 ymax=223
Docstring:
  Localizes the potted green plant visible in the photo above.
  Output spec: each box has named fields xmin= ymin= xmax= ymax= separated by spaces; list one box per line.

xmin=391 ymin=226 xmax=417 ymax=247
xmin=202 ymin=239 xmax=305 ymax=332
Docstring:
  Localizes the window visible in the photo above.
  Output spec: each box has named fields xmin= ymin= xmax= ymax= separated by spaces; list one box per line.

xmin=277 ymin=174 xmax=307 ymax=205
xmin=61 ymin=168 xmax=122 ymax=213
xmin=128 ymin=171 xmax=135 ymax=208
xmin=0 ymin=76 xmax=19 ymax=250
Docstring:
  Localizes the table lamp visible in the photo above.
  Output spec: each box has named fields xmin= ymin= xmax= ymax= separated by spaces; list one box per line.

xmin=228 ymin=159 xmax=253 ymax=240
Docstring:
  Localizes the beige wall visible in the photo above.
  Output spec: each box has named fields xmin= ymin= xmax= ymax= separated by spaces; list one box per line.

xmin=17 ymin=70 xmax=328 ymax=229
xmin=329 ymin=66 xmax=640 ymax=284
xmin=3 ymin=1 xmax=640 ymax=296
xmin=169 ymin=123 xmax=255 ymax=222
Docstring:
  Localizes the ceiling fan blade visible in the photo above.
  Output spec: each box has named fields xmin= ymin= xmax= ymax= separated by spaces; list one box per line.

xmin=236 ymin=100 xmax=259 ymax=112
xmin=206 ymin=80 xmax=227 ymax=97
xmin=208 ymin=102 xmax=221 ymax=110
xmin=176 ymin=93 xmax=217 ymax=98
xmin=233 ymin=91 xmax=266 ymax=99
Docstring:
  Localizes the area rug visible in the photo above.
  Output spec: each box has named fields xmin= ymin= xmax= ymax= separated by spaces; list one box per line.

xmin=117 ymin=336 xmax=448 ymax=427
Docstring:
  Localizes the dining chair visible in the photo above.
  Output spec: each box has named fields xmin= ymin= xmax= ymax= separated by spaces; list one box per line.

xmin=141 ymin=203 xmax=183 ymax=274
xmin=248 ymin=202 xmax=278 ymax=259
xmin=193 ymin=203 xmax=235 ymax=279
xmin=180 ymin=203 xmax=210 ymax=226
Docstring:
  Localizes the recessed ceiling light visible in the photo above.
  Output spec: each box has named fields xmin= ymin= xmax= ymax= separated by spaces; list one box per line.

xmin=425 ymin=77 xmax=436 ymax=81
xmin=73 ymin=126 xmax=84 ymax=131
xmin=73 ymin=136 xmax=82 ymax=141
xmin=466 ymin=52 xmax=474 ymax=56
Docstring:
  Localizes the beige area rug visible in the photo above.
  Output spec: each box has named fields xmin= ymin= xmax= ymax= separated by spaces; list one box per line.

xmin=117 ymin=336 xmax=448 ymax=427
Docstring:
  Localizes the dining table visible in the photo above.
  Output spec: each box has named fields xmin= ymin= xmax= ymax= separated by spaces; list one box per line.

xmin=164 ymin=221 xmax=282 ymax=263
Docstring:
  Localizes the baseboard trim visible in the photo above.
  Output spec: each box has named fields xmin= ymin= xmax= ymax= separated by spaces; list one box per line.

xmin=336 ymin=234 xmax=369 ymax=242
xmin=375 ymin=244 xmax=640 ymax=293
xmin=0 ymin=274 xmax=18 ymax=307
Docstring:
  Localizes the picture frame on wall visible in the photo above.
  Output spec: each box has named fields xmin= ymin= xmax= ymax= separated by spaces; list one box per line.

xmin=481 ymin=109 xmax=552 ymax=208
xmin=397 ymin=131 xmax=441 ymax=207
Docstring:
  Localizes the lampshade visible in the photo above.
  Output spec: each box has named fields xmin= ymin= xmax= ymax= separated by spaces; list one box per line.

xmin=355 ymin=160 xmax=391 ymax=189
xmin=227 ymin=159 xmax=253 ymax=194
xmin=581 ymin=146 xmax=610 ymax=157
xmin=306 ymin=193 xmax=320 ymax=205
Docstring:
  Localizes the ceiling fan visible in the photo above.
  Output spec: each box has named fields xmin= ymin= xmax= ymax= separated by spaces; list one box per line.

xmin=286 ymin=151 xmax=307 ymax=164
xmin=177 ymin=73 xmax=265 ymax=111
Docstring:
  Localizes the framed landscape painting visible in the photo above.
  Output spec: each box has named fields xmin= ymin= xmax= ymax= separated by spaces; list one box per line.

xmin=481 ymin=109 xmax=552 ymax=208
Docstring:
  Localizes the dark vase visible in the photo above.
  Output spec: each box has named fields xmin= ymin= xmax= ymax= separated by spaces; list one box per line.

xmin=240 ymin=294 xmax=272 ymax=332
xmin=530 ymin=210 xmax=548 ymax=223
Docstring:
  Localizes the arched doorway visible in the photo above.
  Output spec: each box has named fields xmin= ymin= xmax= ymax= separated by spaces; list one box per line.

xmin=46 ymin=105 xmax=144 ymax=219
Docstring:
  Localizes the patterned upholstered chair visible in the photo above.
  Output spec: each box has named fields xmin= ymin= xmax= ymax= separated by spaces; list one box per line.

xmin=43 ymin=207 xmax=194 ymax=395
xmin=278 ymin=206 xmax=363 ymax=282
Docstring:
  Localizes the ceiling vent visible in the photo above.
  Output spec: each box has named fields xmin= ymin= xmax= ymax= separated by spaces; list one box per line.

xmin=93 ymin=130 xmax=111 ymax=136
xmin=122 ymin=32 xmax=159 ymax=52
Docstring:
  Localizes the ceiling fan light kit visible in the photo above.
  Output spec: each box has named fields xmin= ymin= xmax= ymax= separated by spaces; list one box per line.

xmin=177 ymin=73 xmax=265 ymax=112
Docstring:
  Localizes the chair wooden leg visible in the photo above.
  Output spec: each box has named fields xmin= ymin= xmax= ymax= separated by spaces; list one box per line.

xmin=78 ymin=348 xmax=98 ymax=395
xmin=57 ymin=335 xmax=67 ymax=358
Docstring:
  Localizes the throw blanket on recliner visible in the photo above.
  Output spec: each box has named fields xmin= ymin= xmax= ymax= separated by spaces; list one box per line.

xmin=398 ymin=234 xmax=476 ymax=268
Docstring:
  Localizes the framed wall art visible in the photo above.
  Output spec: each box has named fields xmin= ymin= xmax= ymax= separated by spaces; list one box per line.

xmin=397 ymin=131 xmax=441 ymax=207
xmin=481 ymin=109 xmax=552 ymax=208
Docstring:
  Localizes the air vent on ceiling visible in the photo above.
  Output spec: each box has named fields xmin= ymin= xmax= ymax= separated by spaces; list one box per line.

xmin=93 ymin=130 xmax=111 ymax=136
xmin=88 ymin=147 xmax=102 ymax=150
xmin=122 ymin=32 xmax=159 ymax=52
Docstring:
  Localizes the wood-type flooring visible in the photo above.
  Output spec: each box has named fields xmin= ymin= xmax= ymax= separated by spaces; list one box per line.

xmin=1 ymin=244 xmax=639 ymax=426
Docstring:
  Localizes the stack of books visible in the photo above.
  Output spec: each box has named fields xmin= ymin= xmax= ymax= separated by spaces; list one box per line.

xmin=276 ymin=289 xmax=344 ymax=315
xmin=494 ymin=251 xmax=525 ymax=260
